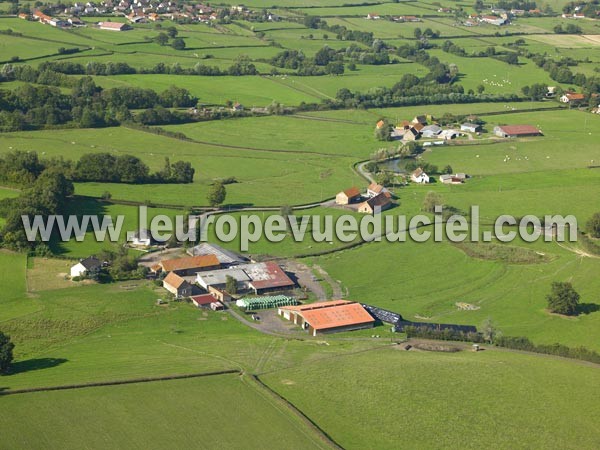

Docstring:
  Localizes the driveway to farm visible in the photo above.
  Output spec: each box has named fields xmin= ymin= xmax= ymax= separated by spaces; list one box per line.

xmin=285 ymin=260 xmax=328 ymax=300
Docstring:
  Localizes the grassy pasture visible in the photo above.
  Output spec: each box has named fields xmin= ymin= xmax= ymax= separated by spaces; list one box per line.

xmin=518 ymin=16 xmax=600 ymax=34
xmin=424 ymin=109 xmax=600 ymax=175
xmin=93 ymin=74 xmax=324 ymax=106
xmin=275 ymin=63 xmax=429 ymax=98
xmin=163 ymin=113 xmax=376 ymax=157
xmin=263 ymin=348 xmax=600 ymax=449
xmin=429 ymin=48 xmax=557 ymax=94
xmin=326 ymin=16 xmax=463 ymax=39
xmin=26 ymin=257 xmax=76 ymax=292
xmin=0 ymin=374 xmax=329 ymax=450
xmin=302 ymin=3 xmax=437 ymax=17
xmin=0 ymin=19 xmax=87 ymax=45
xmin=0 ymin=126 xmax=362 ymax=207
xmin=0 ymin=34 xmax=65 ymax=63
xmin=46 ymin=199 xmax=182 ymax=257
xmin=315 ymin=231 xmax=600 ymax=350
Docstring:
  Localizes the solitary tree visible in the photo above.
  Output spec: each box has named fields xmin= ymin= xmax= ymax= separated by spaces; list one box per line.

xmin=155 ymin=32 xmax=169 ymax=46
xmin=207 ymin=181 xmax=226 ymax=207
xmin=225 ymin=275 xmax=238 ymax=294
xmin=587 ymin=212 xmax=600 ymax=238
xmin=481 ymin=318 xmax=499 ymax=344
xmin=546 ymin=282 xmax=580 ymax=316
xmin=374 ymin=120 xmax=391 ymax=141
xmin=422 ymin=191 xmax=443 ymax=213
xmin=0 ymin=331 xmax=14 ymax=374
xmin=171 ymin=38 xmax=186 ymax=51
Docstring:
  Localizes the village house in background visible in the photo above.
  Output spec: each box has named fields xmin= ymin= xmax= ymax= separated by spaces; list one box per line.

xmin=411 ymin=168 xmax=430 ymax=184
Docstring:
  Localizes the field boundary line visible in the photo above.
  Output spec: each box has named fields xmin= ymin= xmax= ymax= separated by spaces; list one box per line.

xmin=249 ymin=374 xmax=344 ymax=450
xmin=0 ymin=369 xmax=240 ymax=396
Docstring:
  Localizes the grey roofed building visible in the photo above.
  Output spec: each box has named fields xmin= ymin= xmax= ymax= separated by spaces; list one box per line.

xmin=460 ymin=123 xmax=481 ymax=132
xmin=187 ymin=242 xmax=248 ymax=266
xmin=196 ymin=267 xmax=251 ymax=290
xmin=420 ymin=124 xmax=442 ymax=137
xmin=196 ymin=262 xmax=295 ymax=294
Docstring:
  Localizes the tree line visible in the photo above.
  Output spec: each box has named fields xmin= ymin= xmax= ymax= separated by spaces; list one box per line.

xmin=0 ymin=150 xmax=195 ymax=186
xmin=0 ymin=70 xmax=197 ymax=131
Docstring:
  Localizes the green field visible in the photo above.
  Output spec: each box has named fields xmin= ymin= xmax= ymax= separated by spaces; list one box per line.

xmin=1 ymin=4 xmax=600 ymax=448
xmin=0 ymin=374 xmax=330 ymax=450
xmin=263 ymin=347 xmax=600 ymax=449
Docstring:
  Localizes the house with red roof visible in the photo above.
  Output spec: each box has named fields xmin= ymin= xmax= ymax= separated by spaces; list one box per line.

xmin=336 ymin=186 xmax=361 ymax=205
xmin=494 ymin=125 xmax=542 ymax=138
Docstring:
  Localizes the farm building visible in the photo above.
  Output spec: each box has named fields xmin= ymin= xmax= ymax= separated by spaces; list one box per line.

xmin=440 ymin=174 xmax=466 ymax=184
xmin=397 ymin=120 xmax=411 ymax=130
xmin=190 ymin=293 xmax=224 ymax=310
xmin=196 ymin=262 xmax=294 ymax=294
xmin=494 ymin=125 xmax=542 ymax=138
xmin=99 ymin=21 xmax=131 ymax=31
xmin=163 ymin=272 xmax=193 ymax=298
xmin=460 ymin=123 xmax=481 ymax=133
xmin=245 ymin=262 xmax=296 ymax=294
xmin=412 ymin=115 xmax=427 ymax=125
xmin=403 ymin=127 xmax=420 ymax=141
xmin=129 ymin=228 xmax=166 ymax=247
xmin=278 ymin=300 xmax=375 ymax=336
xmin=480 ymin=15 xmax=506 ymax=25
xmin=196 ymin=267 xmax=251 ymax=291
xmin=154 ymin=254 xmax=220 ymax=276
xmin=358 ymin=192 xmax=392 ymax=214
xmin=440 ymin=129 xmax=459 ymax=140
xmin=366 ymin=183 xmax=387 ymax=198
xmin=375 ymin=119 xmax=385 ymax=129
xmin=411 ymin=168 xmax=430 ymax=184
xmin=336 ymin=187 xmax=361 ymax=205
xmin=186 ymin=242 xmax=248 ymax=266
xmin=560 ymin=92 xmax=585 ymax=104
xmin=70 ymin=256 xmax=102 ymax=278
xmin=421 ymin=124 xmax=442 ymax=138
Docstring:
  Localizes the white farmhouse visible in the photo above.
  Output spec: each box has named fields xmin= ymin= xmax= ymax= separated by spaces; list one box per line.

xmin=411 ymin=168 xmax=430 ymax=184
xmin=70 ymin=257 xmax=102 ymax=278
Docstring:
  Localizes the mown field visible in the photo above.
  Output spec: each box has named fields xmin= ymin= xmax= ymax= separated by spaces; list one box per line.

xmin=0 ymin=374 xmax=330 ymax=450
xmin=262 ymin=347 xmax=600 ymax=449
xmin=1 ymin=3 xmax=600 ymax=448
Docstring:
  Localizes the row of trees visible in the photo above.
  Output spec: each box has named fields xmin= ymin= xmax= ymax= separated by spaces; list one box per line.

xmin=0 ymin=150 xmax=195 ymax=186
xmin=0 ymin=72 xmax=197 ymax=131
xmin=269 ymin=49 xmax=345 ymax=75
xmin=37 ymin=57 xmax=259 ymax=77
